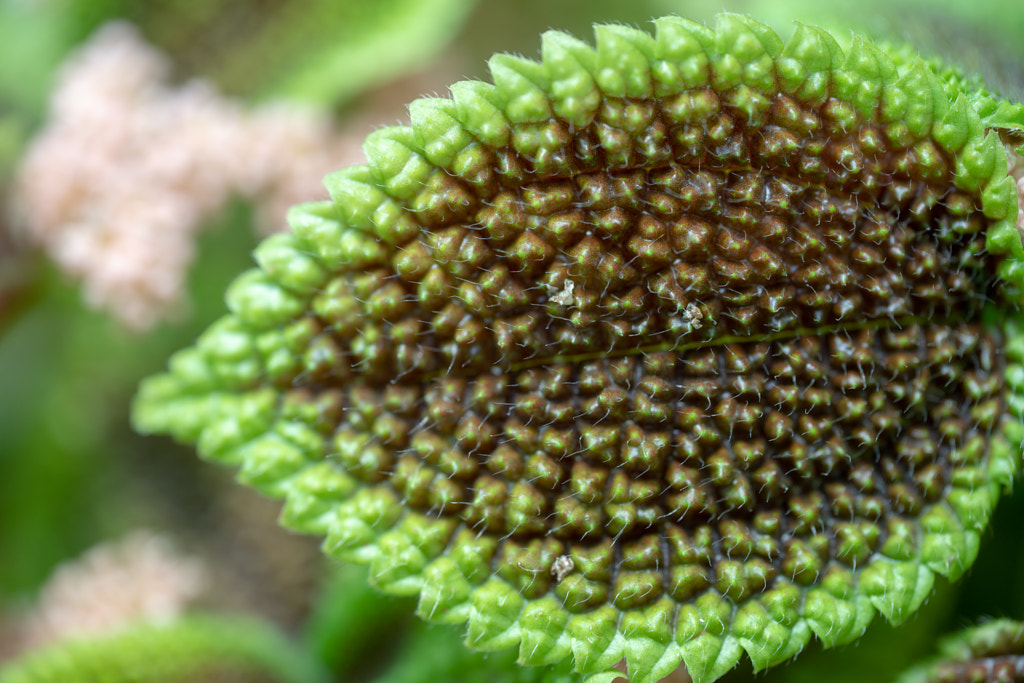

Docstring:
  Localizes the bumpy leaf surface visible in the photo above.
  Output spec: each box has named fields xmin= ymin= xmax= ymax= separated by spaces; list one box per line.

xmin=896 ymin=619 xmax=1024 ymax=683
xmin=134 ymin=14 xmax=1024 ymax=683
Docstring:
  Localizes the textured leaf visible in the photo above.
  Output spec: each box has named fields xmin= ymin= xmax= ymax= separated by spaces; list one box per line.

xmin=134 ymin=14 xmax=1024 ymax=683
xmin=896 ymin=619 xmax=1024 ymax=683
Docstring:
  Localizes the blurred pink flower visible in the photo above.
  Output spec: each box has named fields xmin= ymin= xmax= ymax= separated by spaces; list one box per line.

xmin=1008 ymin=150 xmax=1024 ymax=236
xmin=16 ymin=531 xmax=207 ymax=653
xmin=15 ymin=22 xmax=362 ymax=330
xmin=1017 ymin=176 xmax=1024 ymax=233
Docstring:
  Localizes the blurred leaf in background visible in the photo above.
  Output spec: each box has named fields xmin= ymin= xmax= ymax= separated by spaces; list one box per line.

xmin=0 ymin=614 xmax=330 ymax=683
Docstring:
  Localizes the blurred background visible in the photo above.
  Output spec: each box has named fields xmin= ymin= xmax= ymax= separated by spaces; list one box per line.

xmin=0 ymin=0 xmax=1023 ymax=680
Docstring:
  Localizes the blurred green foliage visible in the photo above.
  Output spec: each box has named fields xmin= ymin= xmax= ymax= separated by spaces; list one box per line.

xmin=0 ymin=614 xmax=331 ymax=683
xmin=0 ymin=0 xmax=1023 ymax=681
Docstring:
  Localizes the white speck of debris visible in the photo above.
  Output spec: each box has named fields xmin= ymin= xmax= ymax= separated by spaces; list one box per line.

xmin=550 ymin=279 xmax=575 ymax=307
xmin=551 ymin=555 xmax=574 ymax=583
xmin=684 ymin=302 xmax=704 ymax=329
xmin=671 ymin=302 xmax=704 ymax=332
